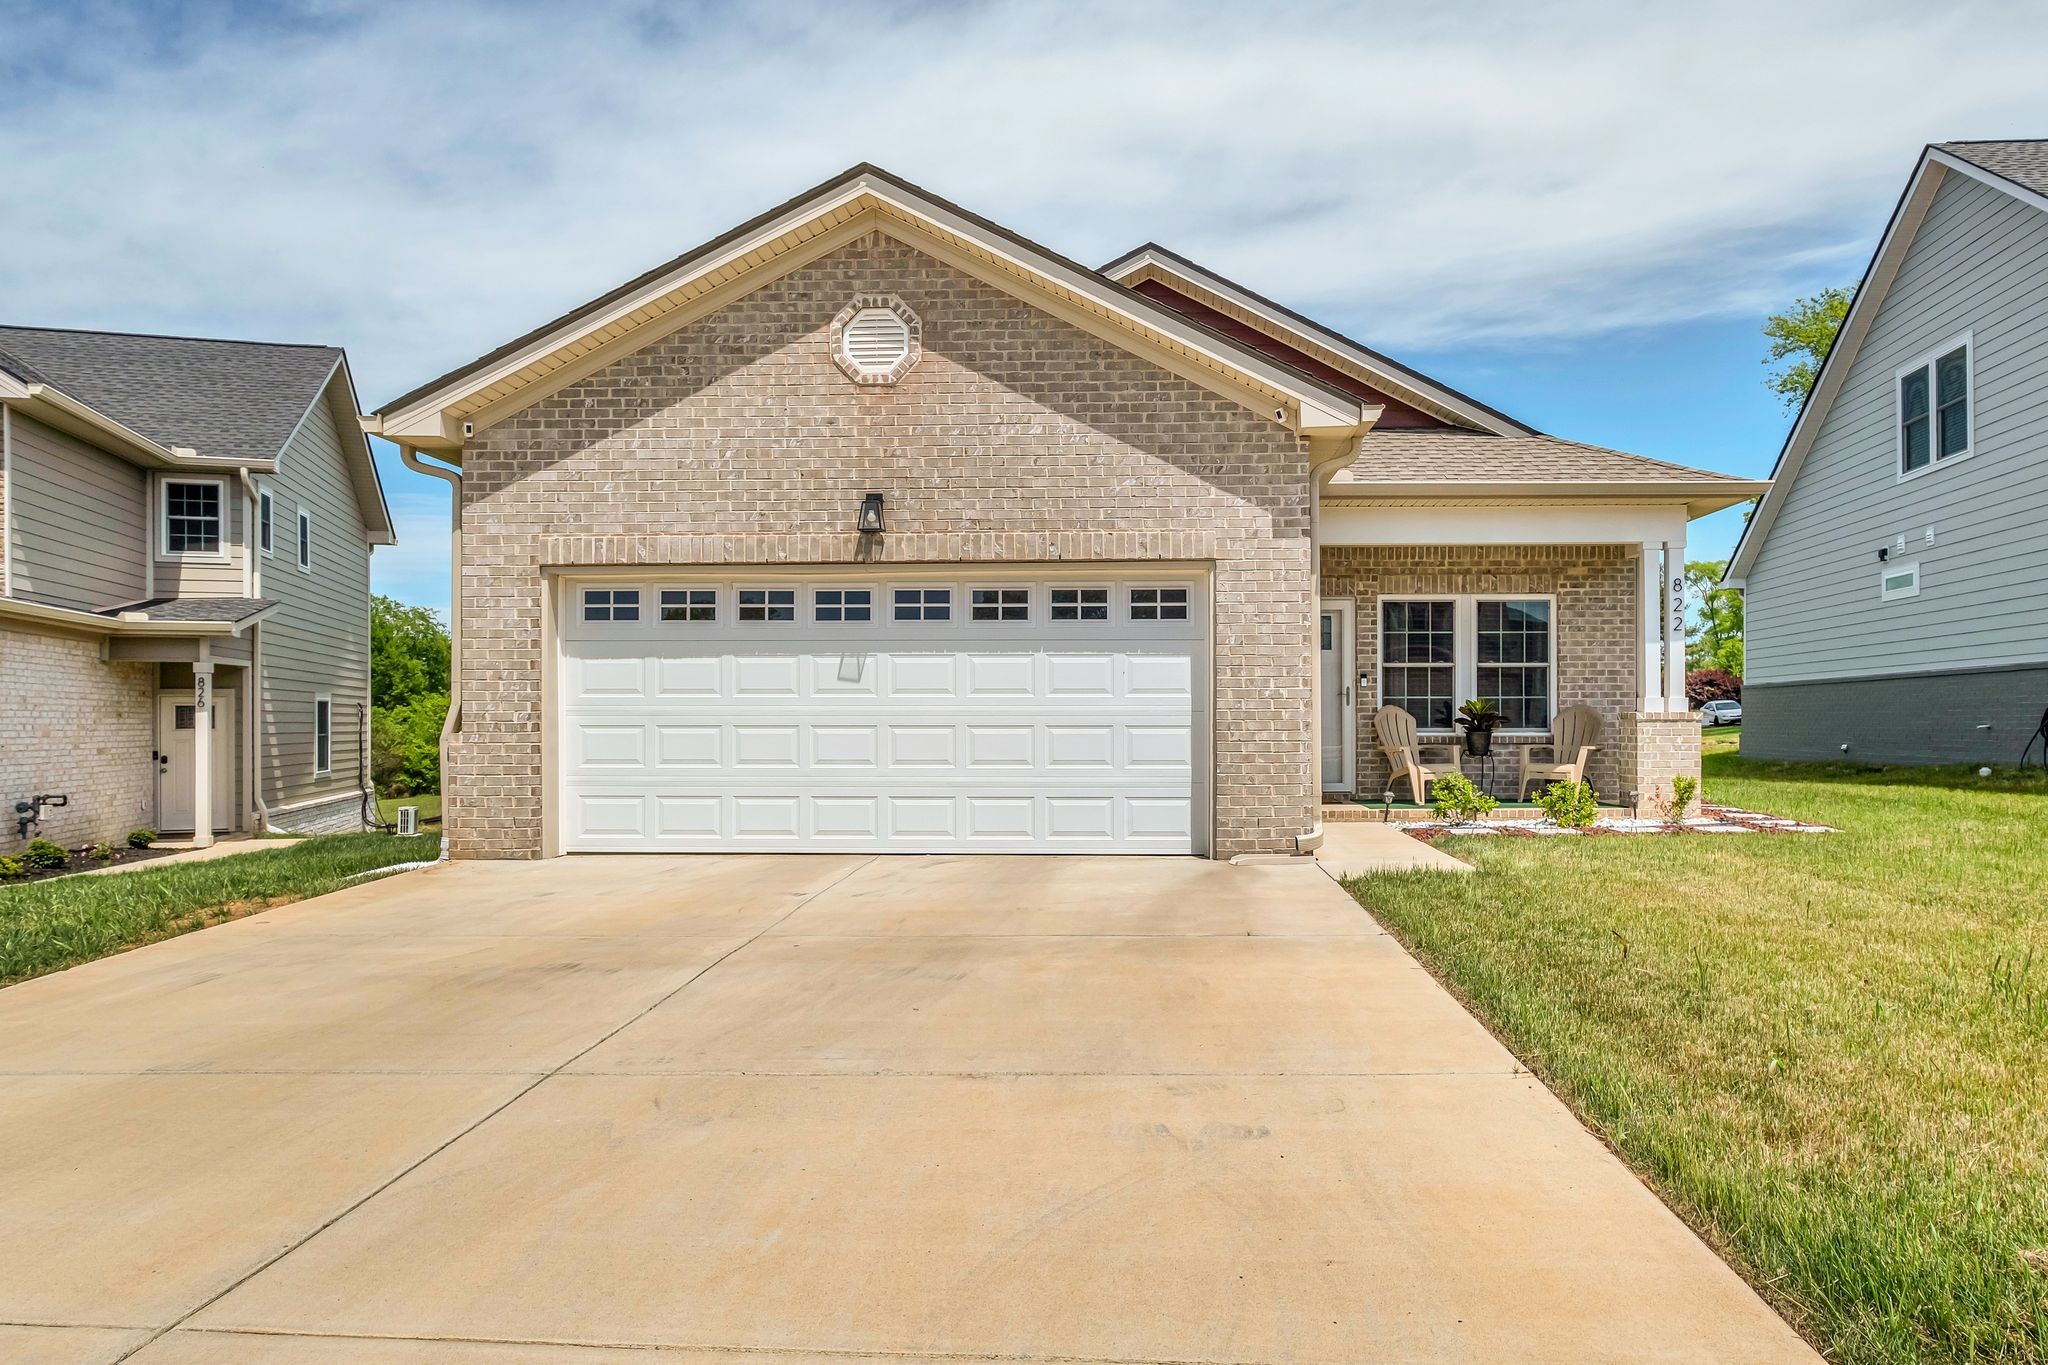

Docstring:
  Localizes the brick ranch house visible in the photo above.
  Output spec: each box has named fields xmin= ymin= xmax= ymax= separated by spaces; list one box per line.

xmin=365 ymin=165 xmax=1764 ymax=860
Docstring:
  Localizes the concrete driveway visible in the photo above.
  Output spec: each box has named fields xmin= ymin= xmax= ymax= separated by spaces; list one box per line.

xmin=0 ymin=855 xmax=1816 ymax=1364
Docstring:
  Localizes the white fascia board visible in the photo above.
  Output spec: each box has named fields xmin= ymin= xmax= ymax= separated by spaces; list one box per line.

xmin=1726 ymin=151 xmax=1950 ymax=582
xmin=321 ymin=357 xmax=395 ymax=545
xmin=377 ymin=171 xmax=1364 ymax=445
xmin=1320 ymin=499 xmax=1690 ymax=547
xmin=8 ymin=383 xmax=277 ymax=473
xmin=0 ymin=596 xmax=267 ymax=637
xmin=1929 ymin=148 xmax=2048 ymax=217
xmin=1330 ymin=480 xmax=1766 ymax=516
xmin=1102 ymin=247 xmax=1527 ymax=436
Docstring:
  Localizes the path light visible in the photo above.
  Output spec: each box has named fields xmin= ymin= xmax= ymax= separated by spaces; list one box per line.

xmin=1627 ymin=789 xmax=1640 ymax=823
xmin=857 ymin=491 xmax=886 ymax=535
xmin=1382 ymin=790 xmax=1394 ymax=823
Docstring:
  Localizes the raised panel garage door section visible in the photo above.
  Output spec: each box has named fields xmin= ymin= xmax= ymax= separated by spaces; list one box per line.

xmin=557 ymin=570 xmax=1208 ymax=854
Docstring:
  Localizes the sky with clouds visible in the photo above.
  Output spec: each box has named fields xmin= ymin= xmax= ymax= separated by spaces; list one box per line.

xmin=5 ymin=0 xmax=2048 ymax=616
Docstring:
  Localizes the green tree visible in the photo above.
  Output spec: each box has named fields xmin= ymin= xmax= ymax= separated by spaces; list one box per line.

xmin=369 ymin=595 xmax=450 ymax=794
xmin=1763 ymin=285 xmax=1852 ymax=411
xmin=1683 ymin=559 xmax=1744 ymax=675
xmin=370 ymin=594 xmax=449 ymax=710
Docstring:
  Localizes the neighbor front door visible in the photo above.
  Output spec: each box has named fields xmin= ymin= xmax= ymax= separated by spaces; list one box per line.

xmin=156 ymin=691 xmax=234 ymax=833
xmin=1320 ymin=601 xmax=1355 ymax=791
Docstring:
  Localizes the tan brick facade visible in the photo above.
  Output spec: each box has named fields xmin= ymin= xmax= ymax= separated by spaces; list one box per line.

xmin=0 ymin=624 xmax=154 ymax=848
xmin=1319 ymin=544 xmax=1641 ymax=801
xmin=1617 ymin=713 xmax=1703 ymax=815
xmin=453 ymin=233 xmax=1317 ymax=859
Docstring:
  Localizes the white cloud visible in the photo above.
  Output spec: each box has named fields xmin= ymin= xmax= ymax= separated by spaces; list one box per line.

xmin=5 ymin=0 xmax=2047 ymax=402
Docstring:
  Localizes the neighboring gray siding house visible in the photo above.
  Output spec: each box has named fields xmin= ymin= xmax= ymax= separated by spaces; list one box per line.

xmin=0 ymin=327 xmax=395 ymax=847
xmin=1729 ymin=141 xmax=2048 ymax=766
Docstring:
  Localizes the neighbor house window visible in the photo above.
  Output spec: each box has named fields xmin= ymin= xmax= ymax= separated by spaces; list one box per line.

xmin=160 ymin=478 xmax=225 ymax=558
xmin=313 ymin=695 xmax=332 ymax=775
xmin=660 ymin=588 xmax=716 ymax=622
xmin=813 ymin=588 xmax=871 ymax=622
xmin=296 ymin=507 xmax=312 ymax=572
xmin=1050 ymin=587 xmax=1109 ymax=621
xmin=258 ymin=490 xmax=273 ymax=555
xmin=970 ymin=587 xmax=1029 ymax=621
xmin=1129 ymin=586 xmax=1189 ymax=621
xmin=582 ymin=588 xmax=640 ymax=622
xmin=893 ymin=587 xmax=950 ymax=621
xmin=1898 ymin=336 xmax=1971 ymax=475
xmin=737 ymin=588 xmax=796 ymax=622
xmin=1881 ymin=561 xmax=1921 ymax=601
xmin=1380 ymin=597 xmax=1554 ymax=732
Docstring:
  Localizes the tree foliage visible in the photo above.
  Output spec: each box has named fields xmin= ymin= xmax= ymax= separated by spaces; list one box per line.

xmin=1686 ymin=668 xmax=1742 ymax=707
xmin=369 ymin=595 xmax=450 ymax=794
xmin=1763 ymin=285 xmax=1852 ymax=411
xmin=1683 ymin=559 xmax=1744 ymax=676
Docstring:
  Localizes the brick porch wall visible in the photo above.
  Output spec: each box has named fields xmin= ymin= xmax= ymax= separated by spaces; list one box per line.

xmin=1319 ymin=544 xmax=1640 ymax=802
xmin=0 ymin=624 xmax=154 ymax=848
xmin=454 ymin=232 xmax=1317 ymax=859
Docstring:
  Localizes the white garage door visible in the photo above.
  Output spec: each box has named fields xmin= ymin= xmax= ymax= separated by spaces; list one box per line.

xmin=557 ymin=570 xmax=1208 ymax=854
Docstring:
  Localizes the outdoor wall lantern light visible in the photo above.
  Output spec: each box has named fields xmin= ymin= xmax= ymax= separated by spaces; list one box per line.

xmin=857 ymin=492 xmax=886 ymax=535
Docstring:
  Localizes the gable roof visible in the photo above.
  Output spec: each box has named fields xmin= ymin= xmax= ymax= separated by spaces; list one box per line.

xmin=1726 ymin=140 xmax=2048 ymax=582
xmin=1099 ymin=243 xmax=1533 ymax=437
xmin=366 ymin=164 xmax=1374 ymax=454
xmin=0 ymin=325 xmax=392 ymax=545
xmin=1331 ymin=430 xmax=1765 ymax=517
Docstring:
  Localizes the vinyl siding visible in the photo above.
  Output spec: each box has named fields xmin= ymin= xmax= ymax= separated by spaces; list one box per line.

xmin=6 ymin=414 xmax=147 ymax=609
xmin=1746 ymin=169 xmax=2048 ymax=684
xmin=255 ymin=380 xmax=371 ymax=808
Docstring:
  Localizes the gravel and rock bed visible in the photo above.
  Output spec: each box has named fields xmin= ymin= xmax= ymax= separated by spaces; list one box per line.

xmin=1403 ymin=803 xmax=1837 ymax=842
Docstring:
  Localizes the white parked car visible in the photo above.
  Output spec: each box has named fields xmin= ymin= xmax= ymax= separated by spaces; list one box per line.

xmin=1699 ymin=699 xmax=1743 ymax=727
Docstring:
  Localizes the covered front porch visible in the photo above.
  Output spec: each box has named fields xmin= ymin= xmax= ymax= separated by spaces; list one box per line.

xmin=1314 ymin=498 xmax=1700 ymax=810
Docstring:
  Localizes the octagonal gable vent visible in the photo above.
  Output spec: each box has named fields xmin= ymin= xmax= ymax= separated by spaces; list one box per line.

xmin=831 ymin=295 xmax=921 ymax=384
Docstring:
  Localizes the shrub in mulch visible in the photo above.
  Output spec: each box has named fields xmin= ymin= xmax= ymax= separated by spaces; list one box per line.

xmin=0 ymin=841 xmax=181 ymax=886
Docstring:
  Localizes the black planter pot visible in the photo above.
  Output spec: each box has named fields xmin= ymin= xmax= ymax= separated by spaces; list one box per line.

xmin=1462 ymin=729 xmax=1494 ymax=757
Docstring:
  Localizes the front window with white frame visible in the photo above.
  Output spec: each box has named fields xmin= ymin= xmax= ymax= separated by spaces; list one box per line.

xmin=258 ymin=490 xmax=273 ymax=556
xmin=1898 ymin=335 xmax=1971 ymax=476
xmin=1379 ymin=596 xmax=1555 ymax=733
xmin=160 ymin=478 xmax=226 ymax=559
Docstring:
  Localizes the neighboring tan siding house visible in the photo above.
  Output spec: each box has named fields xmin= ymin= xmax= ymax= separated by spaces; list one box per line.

xmin=1730 ymin=140 xmax=2048 ymax=765
xmin=0 ymin=326 xmax=394 ymax=848
xmin=368 ymin=164 xmax=1762 ymax=860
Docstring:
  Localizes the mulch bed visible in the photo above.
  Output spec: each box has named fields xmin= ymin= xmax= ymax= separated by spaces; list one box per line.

xmin=1 ymin=843 xmax=182 ymax=887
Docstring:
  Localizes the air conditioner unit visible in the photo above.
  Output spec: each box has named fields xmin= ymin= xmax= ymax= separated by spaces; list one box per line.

xmin=396 ymin=805 xmax=419 ymax=837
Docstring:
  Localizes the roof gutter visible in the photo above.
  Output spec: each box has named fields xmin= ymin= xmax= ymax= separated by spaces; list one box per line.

xmin=397 ymin=443 xmax=464 ymax=816
xmin=6 ymin=382 xmax=275 ymax=473
xmin=0 ymin=596 xmax=278 ymax=636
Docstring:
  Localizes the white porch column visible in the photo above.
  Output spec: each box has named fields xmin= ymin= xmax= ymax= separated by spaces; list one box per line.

xmin=1662 ymin=533 xmax=1688 ymax=712
xmin=1638 ymin=543 xmax=1662 ymax=711
xmin=191 ymin=661 xmax=214 ymax=849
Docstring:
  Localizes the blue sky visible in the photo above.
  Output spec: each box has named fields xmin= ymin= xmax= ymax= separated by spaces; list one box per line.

xmin=6 ymin=0 xmax=2048 ymax=618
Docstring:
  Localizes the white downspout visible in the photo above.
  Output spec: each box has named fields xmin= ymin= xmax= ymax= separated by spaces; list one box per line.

xmin=397 ymin=444 xmax=463 ymax=833
xmin=237 ymin=467 xmax=269 ymax=833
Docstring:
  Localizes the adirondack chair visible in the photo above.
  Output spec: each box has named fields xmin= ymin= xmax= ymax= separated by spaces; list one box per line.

xmin=1374 ymin=705 xmax=1459 ymax=803
xmin=1517 ymin=703 xmax=1603 ymax=798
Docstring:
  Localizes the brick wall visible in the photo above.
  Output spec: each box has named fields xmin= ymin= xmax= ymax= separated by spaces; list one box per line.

xmin=266 ymin=789 xmax=367 ymax=836
xmin=1617 ymin=713 xmax=1701 ymax=815
xmin=0 ymin=624 xmax=154 ymax=848
xmin=455 ymin=232 xmax=1316 ymax=858
xmin=1319 ymin=544 xmax=1639 ymax=801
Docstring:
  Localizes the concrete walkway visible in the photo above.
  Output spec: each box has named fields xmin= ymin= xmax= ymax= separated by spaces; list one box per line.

xmin=1314 ymin=820 xmax=1473 ymax=877
xmin=0 ymin=855 xmax=1815 ymax=1364
xmin=66 ymin=835 xmax=304 ymax=878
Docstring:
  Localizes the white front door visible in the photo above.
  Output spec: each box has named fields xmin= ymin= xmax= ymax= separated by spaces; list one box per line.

xmin=157 ymin=691 xmax=234 ymax=833
xmin=557 ymin=570 xmax=1209 ymax=854
xmin=1320 ymin=601 xmax=1355 ymax=792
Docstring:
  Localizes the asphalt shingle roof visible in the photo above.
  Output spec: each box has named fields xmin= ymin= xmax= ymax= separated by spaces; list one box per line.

xmin=0 ymin=325 xmax=339 ymax=464
xmin=1334 ymin=430 xmax=1756 ymax=485
xmin=1938 ymin=140 xmax=2048 ymax=199
xmin=99 ymin=597 xmax=274 ymax=625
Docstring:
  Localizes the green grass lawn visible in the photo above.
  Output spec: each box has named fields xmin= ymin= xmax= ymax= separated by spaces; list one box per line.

xmin=1345 ymin=753 xmax=2048 ymax=1363
xmin=0 ymin=833 xmax=440 ymax=988
xmin=376 ymin=793 xmax=442 ymax=825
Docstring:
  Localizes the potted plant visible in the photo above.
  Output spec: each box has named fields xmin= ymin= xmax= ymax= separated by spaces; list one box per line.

xmin=1454 ymin=698 xmax=1501 ymax=756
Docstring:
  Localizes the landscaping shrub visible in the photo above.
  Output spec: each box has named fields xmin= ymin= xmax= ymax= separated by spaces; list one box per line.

xmin=1672 ymin=774 xmax=1699 ymax=818
xmin=22 ymin=839 xmax=68 ymax=871
xmin=89 ymin=842 xmax=115 ymax=862
xmin=0 ymin=856 xmax=23 ymax=880
xmin=126 ymin=828 xmax=158 ymax=848
xmin=1535 ymin=779 xmax=1599 ymax=828
xmin=1430 ymin=771 xmax=1497 ymax=824
xmin=1685 ymin=668 xmax=1742 ymax=707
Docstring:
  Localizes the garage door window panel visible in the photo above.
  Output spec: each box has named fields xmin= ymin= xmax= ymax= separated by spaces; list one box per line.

xmin=738 ymin=588 xmax=796 ymax=623
xmin=1050 ymin=587 xmax=1110 ymax=622
xmin=894 ymin=587 xmax=951 ymax=622
xmin=660 ymin=589 xmax=717 ymax=623
xmin=814 ymin=588 xmax=872 ymax=622
xmin=971 ymin=587 xmax=1030 ymax=622
xmin=1129 ymin=586 xmax=1190 ymax=621
xmin=583 ymin=588 xmax=641 ymax=623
